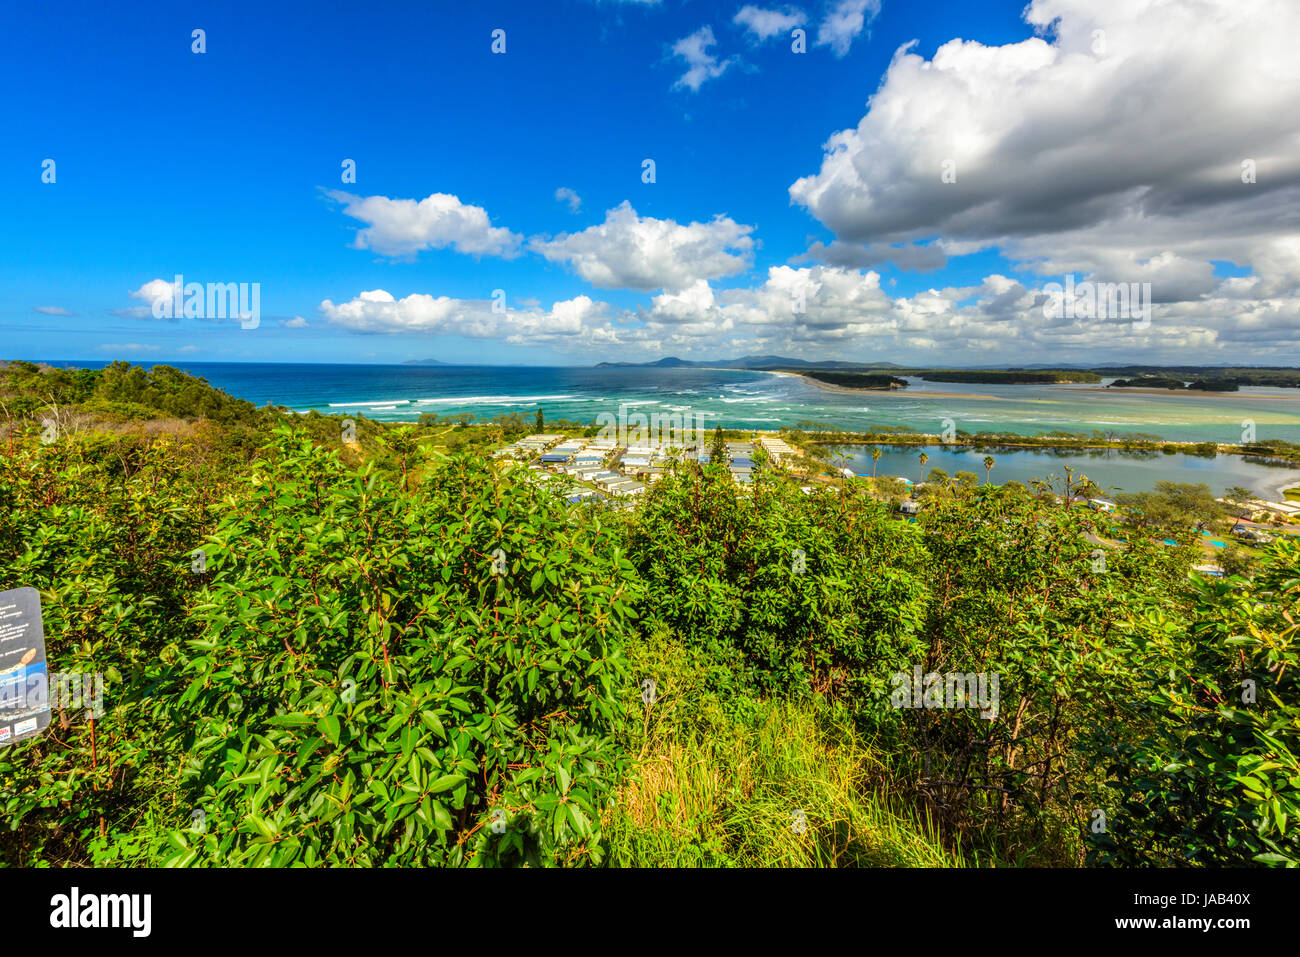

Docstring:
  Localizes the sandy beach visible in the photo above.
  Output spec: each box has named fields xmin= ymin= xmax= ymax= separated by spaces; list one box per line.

xmin=1259 ymin=470 xmax=1300 ymax=500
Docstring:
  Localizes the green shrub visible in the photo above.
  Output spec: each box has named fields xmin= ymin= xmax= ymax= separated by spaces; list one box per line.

xmin=1092 ymin=540 xmax=1300 ymax=866
xmin=903 ymin=486 xmax=1191 ymax=862
xmin=3 ymin=360 xmax=1293 ymax=869
xmin=625 ymin=465 xmax=930 ymax=708
xmin=0 ymin=434 xmax=214 ymax=866
xmin=164 ymin=429 xmax=641 ymax=866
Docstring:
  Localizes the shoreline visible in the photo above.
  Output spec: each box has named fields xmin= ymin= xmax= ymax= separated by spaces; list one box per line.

xmin=1260 ymin=471 xmax=1300 ymax=500
xmin=803 ymin=434 xmax=1300 ymax=500
xmin=770 ymin=370 xmax=1000 ymax=400
xmin=1069 ymin=385 xmax=1300 ymax=399
xmin=767 ymin=371 xmax=1300 ymax=403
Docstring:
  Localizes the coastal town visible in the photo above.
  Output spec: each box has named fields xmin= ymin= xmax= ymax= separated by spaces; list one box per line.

xmin=490 ymin=428 xmax=1300 ymax=575
xmin=494 ymin=430 xmax=800 ymax=501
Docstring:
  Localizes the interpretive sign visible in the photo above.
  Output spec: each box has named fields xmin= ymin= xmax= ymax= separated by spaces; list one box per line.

xmin=0 ymin=586 xmax=51 ymax=746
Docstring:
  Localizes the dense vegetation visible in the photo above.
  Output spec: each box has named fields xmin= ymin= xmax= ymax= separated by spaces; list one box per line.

xmin=795 ymin=371 xmax=909 ymax=390
xmin=1 ymin=361 xmax=1297 ymax=868
xmin=1110 ymin=377 xmax=1189 ymax=390
xmin=1109 ymin=376 xmax=1240 ymax=392
xmin=1099 ymin=366 xmax=1300 ymax=389
xmin=911 ymin=369 xmax=1102 ymax=384
xmin=601 ymin=359 xmax=1300 ymax=389
xmin=788 ymin=424 xmax=1172 ymax=451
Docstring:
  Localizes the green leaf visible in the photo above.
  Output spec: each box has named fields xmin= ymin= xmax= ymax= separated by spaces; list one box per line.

xmin=317 ymin=714 xmax=341 ymax=746
xmin=419 ymin=710 xmax=447 ymax=740
xmin=429 ymin=773 xmax=467 ymax=794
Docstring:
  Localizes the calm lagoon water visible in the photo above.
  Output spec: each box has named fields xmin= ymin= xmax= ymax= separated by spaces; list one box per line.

xmin=834 ymin=445 xmax=1300 ymax=500
xmin=43 ymin=361 xmax=1300 ymax=497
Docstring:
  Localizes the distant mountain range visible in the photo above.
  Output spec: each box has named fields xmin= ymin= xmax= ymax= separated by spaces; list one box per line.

xmin=594 ymin=356 xmax=1300 ymax=372
xmin=403 ymin=355 xmax=1299 ymax=379
xmin=406 ymin=355 xmax=902 ymax=369
xmin=594 ymin=355 xmax=904 ymax=370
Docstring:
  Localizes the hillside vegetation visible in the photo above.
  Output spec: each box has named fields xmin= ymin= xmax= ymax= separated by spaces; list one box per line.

xmin=1 ymin=361 xmax=1297 ymax=867
xmin=795 ymin=371 xmax=909 ymax=390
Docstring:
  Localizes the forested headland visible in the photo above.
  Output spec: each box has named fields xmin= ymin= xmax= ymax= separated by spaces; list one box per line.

xmin=795 ymin=370 xmax=909 ymax=389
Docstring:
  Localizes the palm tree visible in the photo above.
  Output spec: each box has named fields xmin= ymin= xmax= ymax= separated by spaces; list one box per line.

xmin=983 ymin=455 xmax=995 ymax=485
xmin=870 ymin=446 xmax=882 ymax=478
xmin=918 ymin=451 xmax=929 ymax=485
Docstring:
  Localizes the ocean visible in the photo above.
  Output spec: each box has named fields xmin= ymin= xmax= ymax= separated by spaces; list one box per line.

xmin=40 ymin=361 xmax=1300 ymax=497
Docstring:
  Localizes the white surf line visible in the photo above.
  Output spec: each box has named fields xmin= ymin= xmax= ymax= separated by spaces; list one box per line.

xmin=413 ymin=394 xmax=579 ymax=405
xmin=328 ymin=399 xmax=412 ymax=407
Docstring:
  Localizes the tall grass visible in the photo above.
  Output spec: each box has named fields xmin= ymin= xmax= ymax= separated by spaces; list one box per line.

xmin=605 ymin=630 xmax=968 ymax=867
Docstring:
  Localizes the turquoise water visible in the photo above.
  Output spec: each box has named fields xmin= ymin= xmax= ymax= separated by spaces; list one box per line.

xmin=42 ymin=361 xmax=1300 ymax=496
xmin=53 ymin=362 xmax=1300 ymax=441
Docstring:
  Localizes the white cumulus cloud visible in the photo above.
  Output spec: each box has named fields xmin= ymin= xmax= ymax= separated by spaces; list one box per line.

xmin=115 ymin=278 xmax=181 ymax=319
xmin=528 ymin=201 xmax=755 ymax=292
xmin=325 ymin=190 xmax=522 ymax=258
xmin=319 ymin=289 xmax=616 ymax=345
xmin=790 ymin=0 xmax=1300 ymax=305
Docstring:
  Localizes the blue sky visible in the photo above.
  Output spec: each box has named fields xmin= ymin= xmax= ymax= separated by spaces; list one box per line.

xmin=4 ymin=0 xmax=1298 ymax=366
